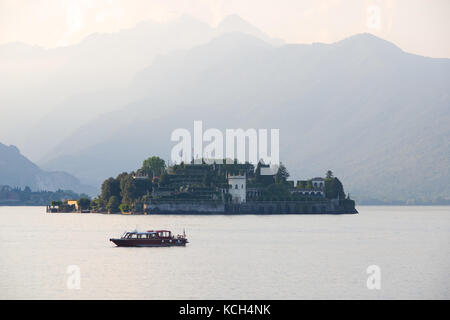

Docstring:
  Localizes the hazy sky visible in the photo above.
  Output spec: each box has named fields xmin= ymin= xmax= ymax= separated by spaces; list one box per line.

xmin=1 ymin=0 xmax=449 ymax=58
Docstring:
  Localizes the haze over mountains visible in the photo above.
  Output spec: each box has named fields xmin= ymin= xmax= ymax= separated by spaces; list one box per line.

xmin=0 ymin=15 xmax=282 ymax=159
xmin=1 ymin=15 xmax=448 ymax=202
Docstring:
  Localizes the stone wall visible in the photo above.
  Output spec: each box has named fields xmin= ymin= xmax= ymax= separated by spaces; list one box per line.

xmin=225 ymin=200 xmax=356 ymax=214
xmin=144 ymin=199 xmax=357 ymax=214
xmin=145 ymin=202 xmax=225 ymax=214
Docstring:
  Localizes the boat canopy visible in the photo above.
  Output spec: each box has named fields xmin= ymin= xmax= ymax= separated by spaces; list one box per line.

xmin=122 ymin=230 xmax=172 ymax=237
xmin=126 ymin=231 xmax=158 ymax=235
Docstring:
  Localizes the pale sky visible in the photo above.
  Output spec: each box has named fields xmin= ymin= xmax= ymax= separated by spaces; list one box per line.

xmin=1 ymin=0 xmax=449 ymax=58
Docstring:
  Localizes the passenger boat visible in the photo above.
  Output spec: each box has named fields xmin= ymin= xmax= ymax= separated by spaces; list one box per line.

xmin=110 ymin=229 xmax=188 ymax=247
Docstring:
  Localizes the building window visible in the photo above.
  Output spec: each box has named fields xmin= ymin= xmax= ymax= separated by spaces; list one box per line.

xmin=235 ymin=184 xmax=238 ymax=189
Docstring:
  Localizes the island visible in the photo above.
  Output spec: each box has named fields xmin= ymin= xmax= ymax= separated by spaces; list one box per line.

xmin=47 ymin=156 xmax=357 ymax=215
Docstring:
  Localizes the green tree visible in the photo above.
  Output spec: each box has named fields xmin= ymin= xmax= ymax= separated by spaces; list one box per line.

xmin=133 ymin=201 xmax=144 ymax=213
xmin=141 ymin=156 xmax=166 ymax=177
xmin=107 ymin=196 xmax=120 ymax=213
xmin=90 ymin=198 xmax=101 ymax=211
xmin=119 ymin=203 xmax=131 ymax=213
xmin=264 ymin=183 xmax=291 ymax=200
xmin=120 ymin=175 xmax=137 ymax=205
xmin=100 ymin=177 xmax=120 ymax=205
xmin=134 ymin=178 xmax=153 ymax=198
xmin=326 ymin=170 xmax=334 ymax=179
xmin=325 ymin=177 xmax=345 ymax=199
xmin=77 ymin=198 xmax=91 ymax=210
xmin=275 ymin=162 xmax=290 ymax=183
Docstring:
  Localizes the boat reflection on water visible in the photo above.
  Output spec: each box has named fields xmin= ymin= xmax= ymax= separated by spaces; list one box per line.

xmin=110 ymin=229 xmax=188 ymax=247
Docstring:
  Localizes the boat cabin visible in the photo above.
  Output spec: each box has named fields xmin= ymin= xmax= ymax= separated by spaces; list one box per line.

xmin=121 ymin=230 xmax=172 ymax=239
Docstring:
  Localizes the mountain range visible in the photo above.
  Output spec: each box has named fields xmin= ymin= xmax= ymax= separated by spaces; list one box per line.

xmin=0 ymin=142 xmax=95 ymax=194
xmin=0 ymin=15 xmax=283 ymax=160
xmin=1 ymin=15 xmax=448 ymax=203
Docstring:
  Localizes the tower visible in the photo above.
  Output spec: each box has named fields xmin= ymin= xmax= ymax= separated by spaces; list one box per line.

xmin=227 ymin=173 xmax=246 ymax=203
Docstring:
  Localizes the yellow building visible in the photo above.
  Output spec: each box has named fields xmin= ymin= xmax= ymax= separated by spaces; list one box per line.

xmin=66 ymin=200 xmax=79 ymax=210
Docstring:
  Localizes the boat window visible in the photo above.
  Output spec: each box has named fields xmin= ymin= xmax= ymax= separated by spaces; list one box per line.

xmin=130 ymin=233 xmax=137 ymax=238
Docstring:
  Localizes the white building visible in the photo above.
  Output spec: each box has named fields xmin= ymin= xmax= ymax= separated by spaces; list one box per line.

xmin=311 ymin=177 xmax=325 ymax=189
xmin=228 ymin=174 xmax=246 ymax=203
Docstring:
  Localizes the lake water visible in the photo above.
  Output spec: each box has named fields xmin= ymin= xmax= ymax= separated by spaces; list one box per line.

xmin=0 ymin=206 xmax=449 ymax=299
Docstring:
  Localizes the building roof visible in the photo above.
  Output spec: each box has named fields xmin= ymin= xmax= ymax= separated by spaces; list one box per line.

xmin=228 ymin=174 xmax=246 ymax=179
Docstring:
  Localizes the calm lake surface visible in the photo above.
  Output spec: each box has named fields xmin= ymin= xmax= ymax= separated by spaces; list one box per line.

xmin=0 ymin=206 xmax=449 ymax=299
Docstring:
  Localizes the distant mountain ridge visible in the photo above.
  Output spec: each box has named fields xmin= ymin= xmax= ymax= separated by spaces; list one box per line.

xmin=0 ymin=14 xmax=283 ymax=160
xmin=1 ymin=14 xmax=448 ymax=203
xmin=38 ymin=32 xmax=450 ymax=203
xmin=0 ymin=142 xmax=96 ymax=195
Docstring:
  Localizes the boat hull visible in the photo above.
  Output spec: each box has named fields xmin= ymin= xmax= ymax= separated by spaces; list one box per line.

xmin=110 ymin=238 xmax=188 ymax=247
